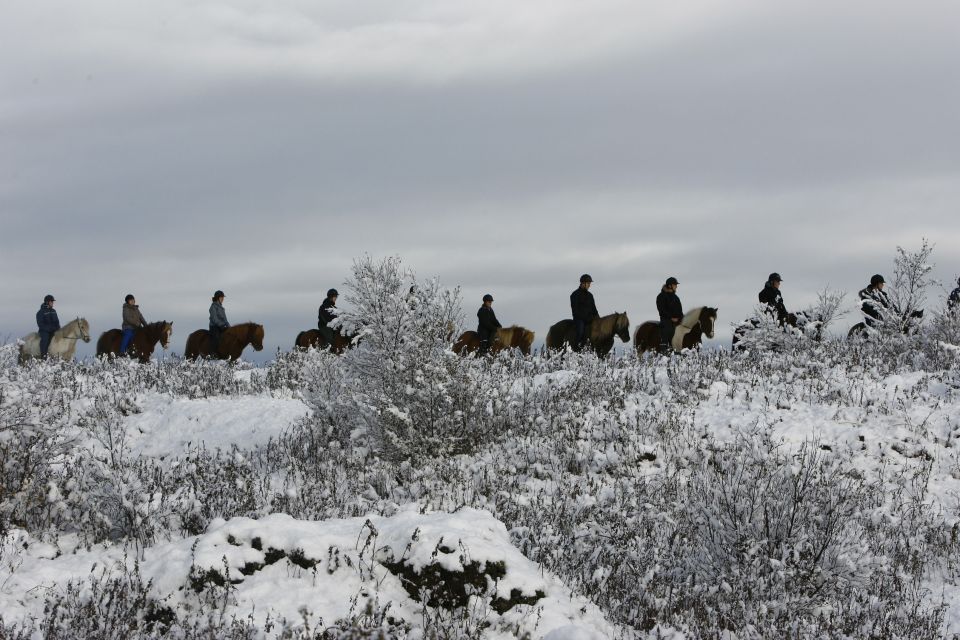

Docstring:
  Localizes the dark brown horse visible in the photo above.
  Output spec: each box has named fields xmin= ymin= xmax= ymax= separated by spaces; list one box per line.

xmin=185 ymin=322 xmax=265 ymax=360
xmin=453 ymin=325 xmax=536 ymax=356
xmin=635 ymin=306 xmax=717 ymax=354
xmin=545 ymin=312 xmax=630 ymax=357
xmin=97 ymin=321 xmax=174 ymax=363
xmin=294 ymin=328 xmax=356 ymax=354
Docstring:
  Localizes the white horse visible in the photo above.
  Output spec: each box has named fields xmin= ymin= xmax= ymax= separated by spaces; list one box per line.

xmin=19 ymin=317 xmax=92 ymax=363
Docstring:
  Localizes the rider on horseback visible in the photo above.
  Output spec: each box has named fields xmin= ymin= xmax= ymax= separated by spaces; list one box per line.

xmin=36 ymin=294 xmax=60 ymax=358
xmin=949 ymin=277 xmax=960 ymax=311
xmin=859 ymin=274 xmax=891 ymax=328
xmin=318 ymin=289 xmax=339 ymax=349
xmin=759 ymin=273 xmax=789 ymax=324
xmin=120 ymin=294 xmax=147 ymax=355
xmin=656 ymin=277 xmax=682 ymax=353
xmin=209 ymin=290 xmax=230 ymax=355
xmin=571 ymin=274 xmax=599 ymax=351
xmin=477 ymin=294 xmax=502 ymax=354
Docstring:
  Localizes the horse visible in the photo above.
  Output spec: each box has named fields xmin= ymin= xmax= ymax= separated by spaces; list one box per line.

xmin=453 ymin=325 xmax=536 ymax=356
xmin=634 ymin=306 xmax=717 ymax=355
xmin=848 ymin=309 xmax=923 ymax=339
xmin=19 ymin=317 xmax=92 ymax=364
xmin=184 ymin=322 xmax=265 ymax=360
xmin=97 ymin=321 xmax=174 ymax=363
xmin=294 ymin=328 xmax=357 ymax=354
xmin=545 ymin=312 xmax=630 ymax=357
xmin=732 ymin=310 xmax=822 ymax=350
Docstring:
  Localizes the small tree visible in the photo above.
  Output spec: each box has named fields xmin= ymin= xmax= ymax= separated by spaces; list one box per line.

xmin=337 ymin=256 xmax=497 ymax=461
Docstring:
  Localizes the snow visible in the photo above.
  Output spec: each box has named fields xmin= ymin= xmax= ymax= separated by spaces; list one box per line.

xmin=126 ymin=393 xmax=310 ymax=456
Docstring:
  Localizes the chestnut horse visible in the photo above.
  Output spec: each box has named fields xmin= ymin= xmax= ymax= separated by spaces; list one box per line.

xmin=545 ymin=312 xmax=630 ymax=357
xmin=453 ymin=325 xmax=536 ymax=356
xmin=185 ymin=322 xmax=264 ymax=360
xmin=634 ymin=306 xmax=717 ymax=354
xmin=97 ymin=321 xmax=174 ymax=363
xmin=294 ymin=328 xmax=356 ymax=354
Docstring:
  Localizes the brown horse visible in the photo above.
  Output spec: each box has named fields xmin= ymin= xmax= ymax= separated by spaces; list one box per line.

xmin=635 ymin=306 xmax=717 ymax=354
xmin=453 ymin=325 xmax=536 ymax=356
xmin=97 ymin=321 xmax=174 ymax=363
xmin=545 ymin=312 xmax=630 ymax=357
xmin=185 ymin=322 xmax=265 ymax=360
xmin=294 ymin=328 xmax=356 ymax=354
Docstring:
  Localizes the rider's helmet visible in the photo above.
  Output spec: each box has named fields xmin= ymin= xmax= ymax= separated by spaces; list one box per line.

xmin=43 ymin=294 xmax=55 ymax=303
xmin=768 ymin=272 xmax=782 ymax=283
xmin=125 ymin=294 xmax=135 ymax=303
xmin=327 ymin=288 xmax=339 ymax=298
xmin=580 ymin=274 xmax=593 ymax=283
xmin=665 ymin=276 xmax=679 ymax=286
xmin=213 ymin=290 xmax=225 ymax=299
xmin=482 ymin=294 xmax=494 ymax=302
xmin=870 ymin=274 xmax=885 ymax=287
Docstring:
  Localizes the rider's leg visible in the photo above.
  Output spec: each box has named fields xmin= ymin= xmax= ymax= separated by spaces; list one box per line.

xmin=119 ymin=328 xmax=135 ymax=354
xmin=39 ymin=331 xmax=53 ymax=358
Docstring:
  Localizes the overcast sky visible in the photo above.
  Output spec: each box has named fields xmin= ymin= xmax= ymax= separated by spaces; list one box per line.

xmin=3 ymin=0 xmax=959 ymax=360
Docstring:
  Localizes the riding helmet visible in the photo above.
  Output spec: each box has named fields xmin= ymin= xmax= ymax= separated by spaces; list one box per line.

xmin=870 ymin=274 xmax=885 ymax=287
xmin=580 ymin=274 xmax=593 ymax=283
xmin=665 ymin=277 xmax=679 ymax=286
xmin=327 ymin=288 xmax=339 ymax=298
xmin=768 ymin=272 xmax=782 ymax=283
xmin=213 ymin=290 xmax=225 ymax=298
xmin=43 ymin=294 xmax=55 ymax=303
xmin=125 ymin=294 xmax=135 ymax=303
xmin=482 ymin=294 xmax=494 ymax=302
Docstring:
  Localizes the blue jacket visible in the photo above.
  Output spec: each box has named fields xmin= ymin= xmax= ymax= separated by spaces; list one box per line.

xmin=209 ymin=301 xmax=230 ymax=331
xmin=37 ymin=303 xmax=60 ymax=334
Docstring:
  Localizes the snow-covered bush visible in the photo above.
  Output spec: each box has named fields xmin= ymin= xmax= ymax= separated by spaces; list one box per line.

xmin=335 ymin=256 xmax=501 ymax=461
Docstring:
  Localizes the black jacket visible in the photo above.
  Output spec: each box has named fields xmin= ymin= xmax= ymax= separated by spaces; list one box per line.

xmin=656 ymin=288 xmax=683 ymax=322
xmin=759 ymin=284 xmax=788 ymax=320
xmin=477 ymin=305 xmax=502 ymax=338
xmin=318 ymin=298 xmax=337 ymax=326
xmin=36 ymin=304 xmax=60 ymax=334
xmin=949 ymin=287 xmax=960 ymax=310
xmin=859 ymin=286 xmax=891 ymax=320
xmin=570 ymin=287 xmax=599 ymax=322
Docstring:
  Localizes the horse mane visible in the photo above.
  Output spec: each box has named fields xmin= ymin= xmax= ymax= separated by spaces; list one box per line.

xmin=679 ymin=307 xmax=704 ymax=329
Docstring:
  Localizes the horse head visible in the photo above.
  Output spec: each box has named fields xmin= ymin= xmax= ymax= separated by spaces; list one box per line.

xmin=250 ymin=323 xmax=265 ymax=351
xmin=160 ymin=321 xmax=173 ymax=349
xmin=615 ymin=312 xmax=631 ymax=343
xmin=701 ymin=308 xmax=717 ymax=339
xmin=78 ymin=318 xmax=92 ymax=342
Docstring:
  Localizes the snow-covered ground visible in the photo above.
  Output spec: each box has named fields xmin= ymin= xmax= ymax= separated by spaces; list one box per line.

xmin=2 ymin=333 xmax=959 ymax=638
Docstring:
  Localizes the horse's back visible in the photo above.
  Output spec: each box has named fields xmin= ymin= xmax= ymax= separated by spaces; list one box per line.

xmin=453 ymin=331 xmax=478 ymax=354
xmin=633 ymin=321 xmax=660 ymax=354
xmin=97 ymin=329 xmax=121 ymax=356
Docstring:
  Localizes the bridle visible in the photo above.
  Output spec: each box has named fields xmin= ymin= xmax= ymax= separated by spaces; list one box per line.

xmin=60 ymin=318 xmax=90 ymax=342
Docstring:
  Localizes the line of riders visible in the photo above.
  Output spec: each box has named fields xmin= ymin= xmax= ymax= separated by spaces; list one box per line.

xmin=28 ymin=275 xmax=960 ymax=361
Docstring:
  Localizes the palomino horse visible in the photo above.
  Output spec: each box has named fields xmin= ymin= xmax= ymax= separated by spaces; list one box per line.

xmin=185 ymin=323 xmax=265 ymax=360
xmin=545 ymin=312 xmax=630 ymax=357
xmin=848 ymin=309 xmax=923 ymax=339
xmin=19 ymin=317 xmax=92 ymax=363
xmin=294 ymin=328 xmax=356 ymax=354
xmin=453 ymin=325 xmax=536 ymax=356
xmin=634 ymin=306 xmax=717 ymax=354
xmin=97 ymin=321 xmax=174 ymax=363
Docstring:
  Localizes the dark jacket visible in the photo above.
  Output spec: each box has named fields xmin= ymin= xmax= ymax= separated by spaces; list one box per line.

xmin=122 ymin=303 xmax=147 ymax=331
xmin=570 ymin=287 xmax=599 ymax=322
xmin=656 ymin=288 xmax=683 ymax=322
xmin=859 ymin=286 xmax=891 ymax=320
xmin=759 ymin=283 xmax=788 ymax=320
xmin=949 ymin=287 xmax=960 ymax=310
xmin=477 ymin=305 xmax=502 ymax=338
xmin=36 ymin=303 xmax=60 ymax=334
xmin=209 ymin=301 xmax=229 ymax=331
xmin=318 ymin=298 xmax=337 ymax=326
